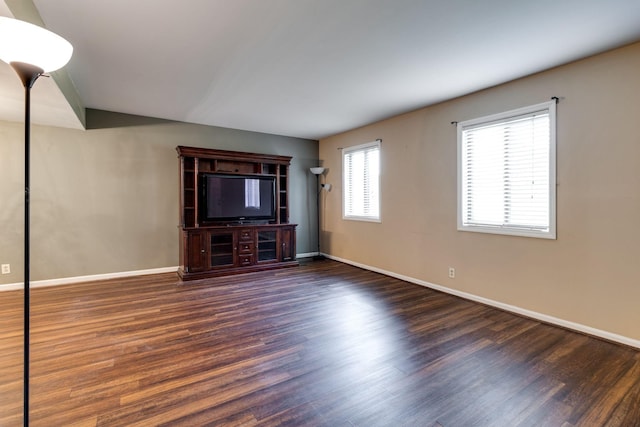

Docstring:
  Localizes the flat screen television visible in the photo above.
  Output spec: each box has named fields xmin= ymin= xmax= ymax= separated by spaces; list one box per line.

xmin=200 ymin=173 xmax=276 ymax=223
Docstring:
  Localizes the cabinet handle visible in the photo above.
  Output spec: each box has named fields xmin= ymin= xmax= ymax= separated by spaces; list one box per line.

xmin=200 ymin=249 xmax=205 ymax=253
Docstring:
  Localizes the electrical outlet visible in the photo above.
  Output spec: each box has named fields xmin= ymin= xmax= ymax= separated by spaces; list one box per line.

xmin=448 ymin=267 xmax=455 ymax=279
xmin=1 ymin=264 xmax=10 ymax=275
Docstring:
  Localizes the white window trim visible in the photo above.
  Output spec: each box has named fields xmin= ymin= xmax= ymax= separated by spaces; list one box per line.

xmin=457 ymin=101 xmax=557 ymax=239
xmin=342 ymin=140 xmax=381 ymax=223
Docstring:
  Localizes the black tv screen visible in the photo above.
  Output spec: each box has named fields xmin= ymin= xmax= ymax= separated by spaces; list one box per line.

xmin=200 ymin=174 xmax=276 ymax=222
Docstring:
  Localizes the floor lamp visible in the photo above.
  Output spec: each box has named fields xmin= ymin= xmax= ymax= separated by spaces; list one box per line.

xmin=0 ymin=17 xmax=73 ymax=426
xmin=310 ymin=167 xmax=325 ymax=259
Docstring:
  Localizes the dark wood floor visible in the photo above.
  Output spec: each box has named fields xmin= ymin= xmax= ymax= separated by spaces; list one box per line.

xmin=1 ymin=259 xmax=639 ymax=426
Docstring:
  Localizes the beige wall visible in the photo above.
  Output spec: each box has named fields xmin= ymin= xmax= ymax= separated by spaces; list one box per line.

xmin=0 ymin=110 xmax=318 ymax=285
xmin=319 ymin=42 xmax=640 ymax=341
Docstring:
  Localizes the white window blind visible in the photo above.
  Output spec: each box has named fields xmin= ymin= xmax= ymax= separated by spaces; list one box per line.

xmin=457 ymin=101 xmax=556 ymax=239
xmin=343 ymin=140 xmax=380 ymax=221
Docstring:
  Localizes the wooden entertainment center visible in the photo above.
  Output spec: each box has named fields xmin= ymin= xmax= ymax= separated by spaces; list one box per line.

xmin=177 ymin=146 xmax=298 ymax=280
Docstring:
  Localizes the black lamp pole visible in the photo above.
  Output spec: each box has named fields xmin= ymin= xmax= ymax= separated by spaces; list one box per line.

xmin=315 ymin=174 xmax=321 ymax=258
xmin=310 ymin=167 xmax=325 ymax=260
xmin=11 ymin=61 xmax=43 ymax=427
xmin=0 ymin=18 xmax=72 ymax=427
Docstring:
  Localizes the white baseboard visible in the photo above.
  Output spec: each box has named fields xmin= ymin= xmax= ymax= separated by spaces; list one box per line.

xmin=0 ymin=254 xmax=314 ymax=291
xmin=296 ymin=252 xmax=318 ymax=259
xmin=0 ymin=266 xmax=179 ymax=292
xmin=323 ymin=253 xmax=640 ymax=350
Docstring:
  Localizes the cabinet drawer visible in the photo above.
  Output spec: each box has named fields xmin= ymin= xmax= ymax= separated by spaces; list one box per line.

xmin=238 ymin=254 xmax=254 ymax=266
xmin=239 ymin=229 xmax=254 ymax=241
xmin=238 ymin=242 xmax=254 ymax=254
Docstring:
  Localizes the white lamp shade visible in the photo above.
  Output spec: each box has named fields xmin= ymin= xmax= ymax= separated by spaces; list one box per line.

xmin=0 ymin=17 xmax=72 ymax=72
xmin=310 ymin=167 xmax=325 ymax=175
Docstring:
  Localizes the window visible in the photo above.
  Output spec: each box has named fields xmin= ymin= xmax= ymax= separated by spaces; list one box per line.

xmin=457 ymin=101 xmax=556 ymax=239
xmin=343 ymin=140 xmax=381 ymax=222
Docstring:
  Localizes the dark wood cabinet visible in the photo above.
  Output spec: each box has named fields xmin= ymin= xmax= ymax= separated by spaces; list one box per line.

xmin=177 ymin=146 xmax=292 ymax=228
xmin=184 ymin=230 xmax=207 ymax=273
xmin=177 ymin=146 xmax=298 ymax=280
xmin=179 ymin=224 xmax=297 ymax=280
xmin=281 ymin=226 xmax=295 ymax=262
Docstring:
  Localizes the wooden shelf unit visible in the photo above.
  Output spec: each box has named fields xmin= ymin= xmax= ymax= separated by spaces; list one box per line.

xmin=177 ymin=146 xmax=298 ymax=280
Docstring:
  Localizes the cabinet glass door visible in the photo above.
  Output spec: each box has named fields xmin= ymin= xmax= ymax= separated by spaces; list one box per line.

xmin=210 ymin=232 xmax=235 ymax=267
xmin=257 ymin=230 xmax=277 ymax=262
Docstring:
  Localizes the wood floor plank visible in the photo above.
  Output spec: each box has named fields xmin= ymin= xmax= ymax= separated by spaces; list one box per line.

xmin=1 ymin=260 xmax=639 ymax=426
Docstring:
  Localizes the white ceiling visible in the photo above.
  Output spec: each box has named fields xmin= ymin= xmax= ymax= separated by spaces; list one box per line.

xmin=4 ymin=0 xmax=640 ymax=139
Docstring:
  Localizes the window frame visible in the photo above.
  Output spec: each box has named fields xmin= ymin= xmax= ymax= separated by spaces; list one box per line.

xmin=457 ymin=101 xmax=557 ymax=239
xmin=342 ymin=139 xmax=381 ymax=223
